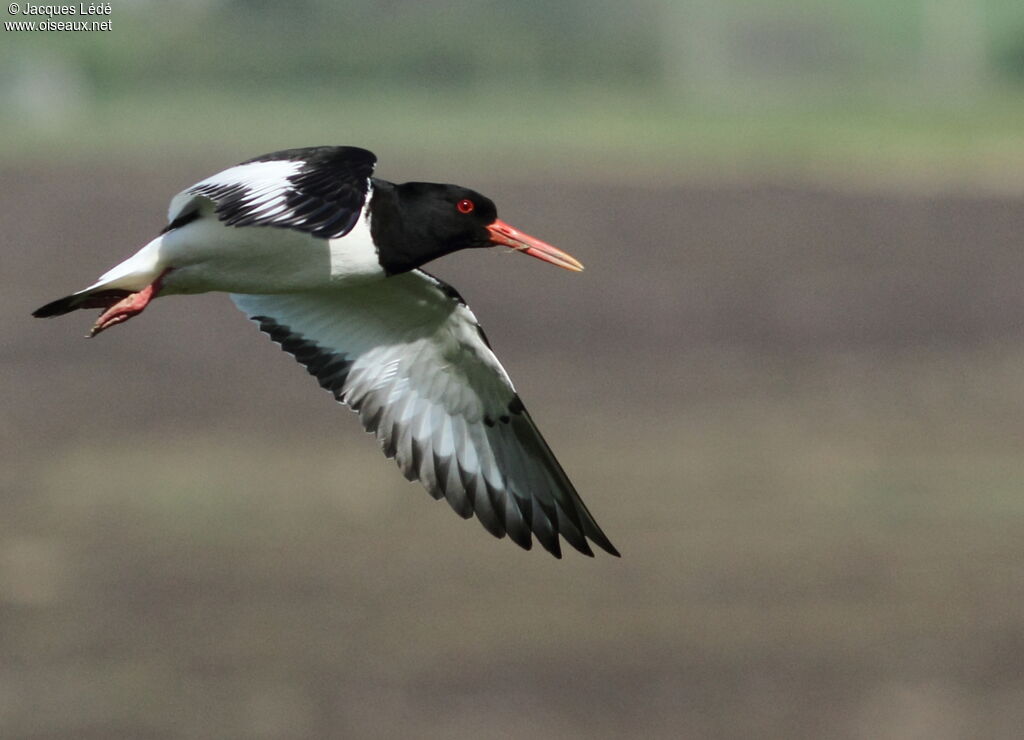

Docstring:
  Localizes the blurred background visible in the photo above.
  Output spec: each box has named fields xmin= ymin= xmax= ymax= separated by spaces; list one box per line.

xmin=4 ymin=1 xmax=1024 ymax=738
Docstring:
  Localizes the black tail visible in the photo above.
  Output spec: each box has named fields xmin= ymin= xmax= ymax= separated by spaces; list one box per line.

xmin=33 ymin=294 xmax=83 ymax=318
xmin=32 ymin=289 xmax=132 ymax=318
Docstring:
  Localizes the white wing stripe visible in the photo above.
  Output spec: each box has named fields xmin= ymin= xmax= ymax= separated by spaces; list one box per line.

xmin=193 ymin=160 xmax=302 ymax=191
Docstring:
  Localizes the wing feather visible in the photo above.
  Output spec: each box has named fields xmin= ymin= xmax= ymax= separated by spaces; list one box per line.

xmin=232 ymin=270 xmax=618 ymax=558
xmin=166 ymin=146 xmax=377 ymax=240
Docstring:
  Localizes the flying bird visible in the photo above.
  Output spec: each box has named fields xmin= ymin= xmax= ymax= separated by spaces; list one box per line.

xmin=33 ymin=146 xmax=618 ymax=558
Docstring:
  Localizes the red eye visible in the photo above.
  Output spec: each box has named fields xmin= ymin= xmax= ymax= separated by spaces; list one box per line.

xmin=457 ymin=199 xmax=475 ymax=214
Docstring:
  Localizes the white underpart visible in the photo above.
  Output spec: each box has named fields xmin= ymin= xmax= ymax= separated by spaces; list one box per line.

xmin=327 ymin=184 xmax=381 ymax=283
xmin=158 ymin=211 xmax=346 ymax=294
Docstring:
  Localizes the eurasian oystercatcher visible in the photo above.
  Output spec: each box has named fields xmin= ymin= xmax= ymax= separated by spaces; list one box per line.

xmin=33 ymin=146 xmax=618 ymax=558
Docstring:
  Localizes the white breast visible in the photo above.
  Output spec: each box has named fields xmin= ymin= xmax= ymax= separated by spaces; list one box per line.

xmin=326 ymin=185 xmax=385 ymax=284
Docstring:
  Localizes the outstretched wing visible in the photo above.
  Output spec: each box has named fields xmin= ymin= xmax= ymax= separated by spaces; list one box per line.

xmin=166 ymin=146 xmax=377 ymax=240
xmin=231 ymin=271 xmax=618 ymax=558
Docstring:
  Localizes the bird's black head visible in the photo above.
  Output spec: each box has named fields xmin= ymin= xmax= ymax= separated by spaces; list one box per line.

xmin=369 ymin=179 xmax=583 ymax=275
xmin=399 ymin=181 xmax=498 ymax=250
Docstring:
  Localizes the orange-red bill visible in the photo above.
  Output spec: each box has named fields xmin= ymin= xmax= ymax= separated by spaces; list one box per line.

xmin=486 ymin=219 xmax=584 ymax=272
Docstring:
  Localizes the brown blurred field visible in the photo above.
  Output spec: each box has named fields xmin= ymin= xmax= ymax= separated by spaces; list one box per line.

xmin=4 ymin=162 xmax=1024 ymax=739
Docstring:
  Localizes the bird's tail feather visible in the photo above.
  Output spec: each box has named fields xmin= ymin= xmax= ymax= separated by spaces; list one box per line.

xmin=33 ymin=234 xmax=167 ymax=318
xmin=32 ymin=289 xmax=133 ymax=318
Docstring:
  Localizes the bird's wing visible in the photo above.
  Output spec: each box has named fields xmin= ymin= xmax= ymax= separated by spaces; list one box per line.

xmin=231 ymin=270 xmax=618 ymax=558
xmin=166 ymin=146 xmax=377 ymax=240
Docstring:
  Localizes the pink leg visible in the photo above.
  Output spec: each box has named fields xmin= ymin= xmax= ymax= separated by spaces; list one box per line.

xmin=89 ymin=272 xmax=168 ymax=337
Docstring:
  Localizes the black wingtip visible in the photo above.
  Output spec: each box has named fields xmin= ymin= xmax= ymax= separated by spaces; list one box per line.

xmin=538 ymin=533 xmax=563 ymax=559
xmin=586 ymin=528 xmax=621 ymax=558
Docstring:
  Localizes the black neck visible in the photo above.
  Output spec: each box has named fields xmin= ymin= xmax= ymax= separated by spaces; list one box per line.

xmin=368 ymin=178 xmax=473 ymax=275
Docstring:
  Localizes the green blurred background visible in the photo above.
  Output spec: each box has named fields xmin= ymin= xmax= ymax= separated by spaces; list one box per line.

xmin=5 ymin=1 xmax=1024 ymax=738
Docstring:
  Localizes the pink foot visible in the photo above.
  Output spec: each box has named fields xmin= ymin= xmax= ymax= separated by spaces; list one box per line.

xmin=89 ymin=273 xmax=167 ymax=337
